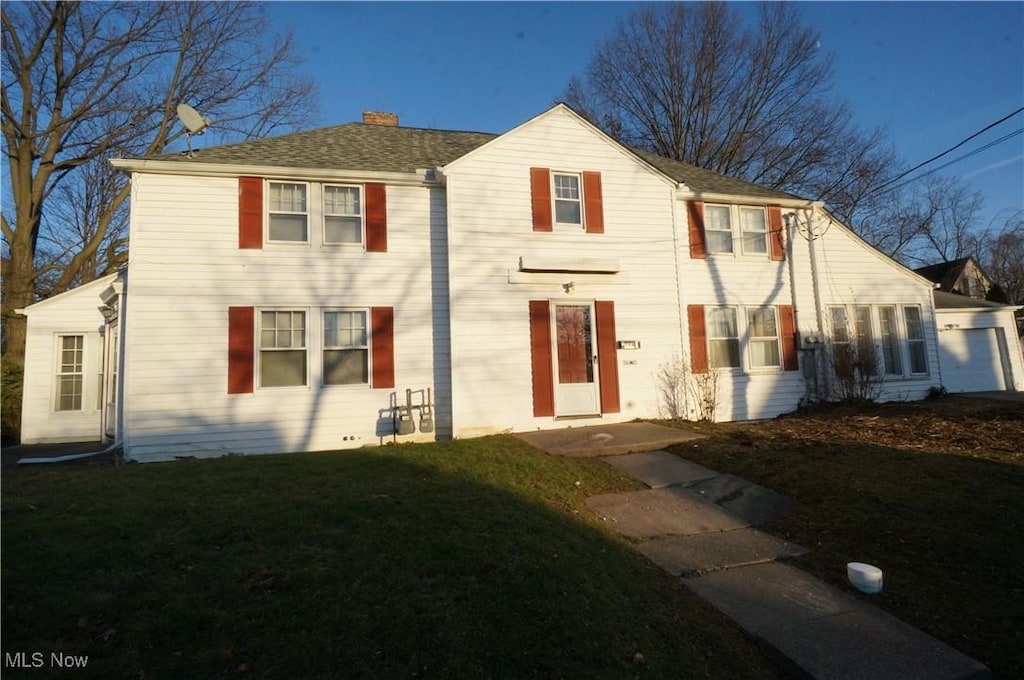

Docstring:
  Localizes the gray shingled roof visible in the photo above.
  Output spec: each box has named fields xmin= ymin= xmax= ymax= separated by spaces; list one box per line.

xmin=933 ymin=290 xmax=1010 ymax=310
xmin=145 ymin=119 xmax=802 ymax=199
xmin=147 ymin=123 xmax=497 ymax=173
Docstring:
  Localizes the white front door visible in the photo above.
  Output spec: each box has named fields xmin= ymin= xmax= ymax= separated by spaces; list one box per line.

xmin=552 ymin=302 xmax=600 ymax=416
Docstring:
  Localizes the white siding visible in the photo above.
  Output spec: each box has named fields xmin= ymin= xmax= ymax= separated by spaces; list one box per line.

xmin=444 ymin=109 xmax=684 ymax=436
xmin=788 ymin=211 xmax=942 ymax=402
xmin=121 ymin=173 xmax=443 ymax=461
xmin=20 ymin=276 xmax=114 ymax=443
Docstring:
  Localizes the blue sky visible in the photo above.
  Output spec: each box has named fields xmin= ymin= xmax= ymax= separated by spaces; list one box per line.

xmin=263 ymin=1 xmax=1023 ymax=231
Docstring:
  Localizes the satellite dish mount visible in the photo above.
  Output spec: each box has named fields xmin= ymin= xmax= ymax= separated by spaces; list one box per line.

xmin=176 ymin=103 xmax=212 ymax=158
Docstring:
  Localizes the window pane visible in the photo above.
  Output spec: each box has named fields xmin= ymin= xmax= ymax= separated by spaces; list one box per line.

xmin=705 ymin=206 xmax=731 ymax=232
xmin=57 ymin=375 xmax=83 ymax=411
xmin=324 ymin=349 xmax=369 ymax=385
xmin=269 ymin=214 xmax=308 ymax=242
xmin=830 ymin=307 xmax=849 ymax=343
xmin=878 ymin=306 xmax=902 ymax=375
xmin=555 ymin=200 xmax=581 ymax=224
xmin=269 ymin=183 xmax=306 ymax=212
xmin=324 ymin=186 xmax=360 ymax=215
xmin=750 ymin=339 xmax=781 ymax=368
xmin=740 ymin=208 xmax=767 ymax=254
xmin=553 ymin=175 xmax=579 ymax=199
xmin=903 ymin=307 xmax=923 ymax=339
xmin=707 ymin=231 xmax=733 ymax=253
xmin=325 ymin=216 xmax=362 ymax=243
xmin=708 ymin=308 xmax=737 ymax=338
xmin=854 ymin=306 xmax=872 ymax=340
xmin=710 ymin=339 xmax=741 ymax=368
xmin=908 ymin=342 xmax=928 ymax=374
xmin=324 ymin=311 xmax=366 ymax=348
xmin=747 ymin=308 xmax=777 ymax=337
xmin=260 ymin=350 xmax=306 ymax=387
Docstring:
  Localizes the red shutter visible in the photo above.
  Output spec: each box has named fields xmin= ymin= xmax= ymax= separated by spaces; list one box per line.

xmin=583 ymin=171 xmax=604 ymax=234
xmin=238 ymin=177 xmax=263 ymax=249
xmin=530 ymin=168 xmax=552 ymax=232
xmin=768 ymin=205 xmax=785 ymax=261
xmin=778 ymin=305 xmax=799 ymax=371
xmin=365 ymin=183 xmax=388 ymax=252
xmin=370 ymin=307 xmax=395 ymax=388
xmin=228 ymin=306 xmax=254 ymax=394
xmin=529 ymin=300 xmax=554 ymax=417
xmin=688 ymin=201 xmax=707 ymax=259
xmin=688 ymin=305 xmax=708 ymax=374
xmin=595 ymin=300 xmax=620 ymax=413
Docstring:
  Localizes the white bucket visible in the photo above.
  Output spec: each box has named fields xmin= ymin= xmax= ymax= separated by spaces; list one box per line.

xmin=847 ymin=562 xmax=883 ymax=594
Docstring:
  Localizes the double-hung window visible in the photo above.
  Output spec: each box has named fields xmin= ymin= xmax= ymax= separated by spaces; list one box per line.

xmin=705 ymin=205 xmax=733 ymax=254
xmin=553 ymin=173 xmax=582 ymax=227
xmin=739 ymin=207 xmax=768 ymax=255
xmin=707 ymin=307 xmax=741 ymax=368
xmin=877 ymin=306 xmax=903 ymax=376
xmin=323 ymin=310 xmax=369 ymax=385
xmin=268 ymin=182 xmax=308 ymax=242
xmin=259 ymin=311 xmax=307 ymax=387
xmin=747 ymin=307 xmax=780 ymax=368
xmin=56 ymin=335 xmax=84 ymax=411
xmin=903 ymin=306 xmax=928 ymax=374
xmin=324 ymin=185 xmax=362 ymax=244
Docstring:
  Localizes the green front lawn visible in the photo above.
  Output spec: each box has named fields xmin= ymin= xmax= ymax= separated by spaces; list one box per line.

xmin=664 ymin=396 xmax=1024 ymax=679
xmin=2 ymin=437 xmax=780 ymax=679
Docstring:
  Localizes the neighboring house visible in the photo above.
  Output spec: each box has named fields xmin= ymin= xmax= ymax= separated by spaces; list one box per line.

xmin=915 ymin=257 xmax=994 ymax=300
xmin=18 ymin=104 xmax=1022 ymax=460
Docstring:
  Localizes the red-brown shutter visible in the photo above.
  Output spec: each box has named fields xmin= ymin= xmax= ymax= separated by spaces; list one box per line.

xmin=228 ymin=306 xmax=254 ymax=394
xmin=365 ymin=183 xmax=388 ymax=252
xmin=370 ymin=307 xmax=395 ymax=388
xmin=530 ymin=167 xmax=552 ymax=232
xmin=688 ymin=201 xmax=707 ymax=259
xmin=529 ymin=300 xmax=554 ymax=417
xmin=583 ymin=171 xmax=604 ymax=234
xmin=594 ymin=300 xmax=620 ymax=413
xmin=768 ymin=205 xmax=785 ymax=261
xmin=688 ymin=305 xmax=709 ymax=374
xmin=778 ymin=305 xmax=799 ymax=371
xmin=238 ymin=177 xmax=263 ymax=249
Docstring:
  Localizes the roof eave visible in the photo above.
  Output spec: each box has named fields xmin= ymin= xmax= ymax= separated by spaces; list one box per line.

xmin=109 ymin=158 xmax=439 ymax=187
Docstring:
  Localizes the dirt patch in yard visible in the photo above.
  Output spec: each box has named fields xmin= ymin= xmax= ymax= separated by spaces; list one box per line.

xmin=687 ymin=396 xmax=1023 ymax=464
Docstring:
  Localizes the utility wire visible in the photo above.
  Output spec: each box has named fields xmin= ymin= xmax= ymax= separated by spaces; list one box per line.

xmin=865 ymin=105 xmax=1024 ymax=197
xmin=870 ymin=127 xmax=1023 ymax=198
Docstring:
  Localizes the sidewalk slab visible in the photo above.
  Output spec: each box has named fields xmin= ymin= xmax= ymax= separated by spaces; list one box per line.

xmin=585 ymin=486 xmax=748 ymax=539
xmin=684 ymin=563 xmax=990 ymax=680
xmin=688 ymin=474 xmax=799 ymax=525
xmin=514 ymin=422 xmax=703 ymax=458
xmin=600 ymin=451 xmax=719 ymax=488
xmin=637 ymin=529 xmax=808 ymax=577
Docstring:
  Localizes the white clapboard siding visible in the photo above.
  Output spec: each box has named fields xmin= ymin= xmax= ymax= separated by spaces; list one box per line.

xmin=443 ymin=107 xmax=684 ymax=436
xmin=20 ymin=275 xmax=116 ymax=443
xmin=121 ymin=174 xmax=442 ymax=461
xmin=788 ymin=211 xmax=943 ymax=402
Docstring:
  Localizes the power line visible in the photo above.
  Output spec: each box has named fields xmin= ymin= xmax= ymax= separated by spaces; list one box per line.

xmin=866 ymin=105 xmax=1024 ymax=197
xmin=870 ymin=127 xmax=1024 ymax=198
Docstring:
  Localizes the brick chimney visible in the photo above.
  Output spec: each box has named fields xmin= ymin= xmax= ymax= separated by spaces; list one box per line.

xmin=362 ymin=111 xmax=399 ymax=127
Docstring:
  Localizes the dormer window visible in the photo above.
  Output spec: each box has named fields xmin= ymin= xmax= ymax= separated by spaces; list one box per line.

xmin=553 ymin=173 xmax=582 ymax=227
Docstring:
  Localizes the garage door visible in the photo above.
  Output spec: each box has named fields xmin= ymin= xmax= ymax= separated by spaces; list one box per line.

xmin=938 ymin=328 xmax=1006 ymax=392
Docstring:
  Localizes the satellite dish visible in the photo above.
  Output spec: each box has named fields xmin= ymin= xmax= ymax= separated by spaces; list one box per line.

xmin=176 ymin=103 xmax=212 ymax=157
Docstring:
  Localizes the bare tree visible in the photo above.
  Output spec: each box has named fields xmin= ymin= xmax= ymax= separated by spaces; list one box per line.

xmin=982 ymin=211 xmax=1024 ymax=305
xmin=563 ymin=2 xmax=897 ymax=221
xmin=2 ymin=1 xmax=316 ymax=363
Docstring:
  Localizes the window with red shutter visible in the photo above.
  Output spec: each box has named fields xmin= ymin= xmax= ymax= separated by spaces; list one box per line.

xmin=365 ymin=184 xmax=388 ymax=252
xmin=530 ymin=168 xmax=553 ymax=232
xmin=529 ymin=300 xmax=554 ymax=416
xmin=778 ymin=305 xmax=799 ymax=371
xmin=582 ymin=171 xmax=604 ymax=234
xmin=769 ymin=206 xmax=785 ymax=261
xmin=238 ymin=177 xmax=263 ymax=249
xmin=228 ymin=307 xmax=255 ymax=393
xmin=688 ymin=305 xmax=709 ymax=373
xmin=370 ymin=307 xmax=395 ymax=388
xmin=688 ymin=201 xmax=707 ymax=259
xmin=594 ymin=301 xmax=619 ymax=413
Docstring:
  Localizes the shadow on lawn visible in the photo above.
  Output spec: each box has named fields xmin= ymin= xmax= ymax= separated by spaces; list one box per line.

xmin=1 ymin=447 xmax=782 ymax=680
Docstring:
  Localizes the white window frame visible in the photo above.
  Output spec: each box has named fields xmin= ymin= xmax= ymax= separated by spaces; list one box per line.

xmin=746 ymin=306 xmax=781 ymax=369
xmin=257 ymin=309 xmax=308 ymax=389
xmin=322 ymin=184 xmax=364 ymax=246
xmin=706 ymin=306 xmax=741 ymax=369
xmin=876 ymin=305 xmax=903 ymax=377
xmin=902 ymin=305 xmax=929 ymax=375
xmin=266 ymin=181 xmax=310 ymax=244
xmin=704 ymin=204 xmax=734 ymax=254
xmin=552 ymin=172 xmax=583 ymax=229
xmin=738 ymin=206 xmax=769 ymax=256
xmin=322 ymin=308 xmax=370 ymax=387
xmin=54 ymin=334 xmax=85 ymax=412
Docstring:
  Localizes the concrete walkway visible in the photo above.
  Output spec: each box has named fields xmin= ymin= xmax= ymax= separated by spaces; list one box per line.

xmin=518 ymin=426 xmax=991 ymax=679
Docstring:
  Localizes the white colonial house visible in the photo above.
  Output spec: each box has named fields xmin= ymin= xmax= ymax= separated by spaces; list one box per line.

xmin=18 ymin=105 xmax=1023 ymax=461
